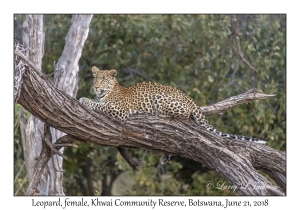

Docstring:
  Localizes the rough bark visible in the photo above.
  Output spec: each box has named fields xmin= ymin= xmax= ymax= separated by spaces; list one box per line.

xmin=18 ymin=14 xmax=93 ymax=195
xmin=14 ymin=41 xmax=286 ymax=195
xmin=19 ymin=15 xmax=48 ymax=195
xmin=48 ymin=14 xmax=93 ymax=195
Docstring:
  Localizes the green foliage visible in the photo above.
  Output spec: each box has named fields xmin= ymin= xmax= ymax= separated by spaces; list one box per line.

xmin=14 ymin=104 xmax=28 ymax=195
xmin=127 ymin=160 xmax=187 ymax=196
xmin=14 ymin=14 xmax=286 ymax=195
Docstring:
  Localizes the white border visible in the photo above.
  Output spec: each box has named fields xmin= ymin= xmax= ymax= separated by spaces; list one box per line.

xmin=2 ymin=0 xmax=297 ymax=209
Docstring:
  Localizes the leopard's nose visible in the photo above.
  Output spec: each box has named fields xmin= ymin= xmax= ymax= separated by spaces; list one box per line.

xmin=95 ymin=87 xmax=104 ymax=94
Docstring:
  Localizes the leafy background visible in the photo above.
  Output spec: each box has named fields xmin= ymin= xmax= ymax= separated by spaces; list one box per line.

xmin=14 ymin=14 xmax=286 ymax=195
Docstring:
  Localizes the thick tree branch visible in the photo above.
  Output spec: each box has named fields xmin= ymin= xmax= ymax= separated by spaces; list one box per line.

xmin=15 ymin=44 xmax=285 ymax=196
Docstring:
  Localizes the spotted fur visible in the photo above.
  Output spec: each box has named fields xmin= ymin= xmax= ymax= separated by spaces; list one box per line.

xmin=79 ymin=66 xmax=266 ymax=144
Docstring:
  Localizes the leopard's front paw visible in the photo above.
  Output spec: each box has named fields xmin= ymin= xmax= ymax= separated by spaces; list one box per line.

xmin=79 ymin=97 xmax=91 ymax=109
xmin=79 ymin=97 xmax=100 ymax=111
xmin=79 ymin=97 xmax=87 ymax=104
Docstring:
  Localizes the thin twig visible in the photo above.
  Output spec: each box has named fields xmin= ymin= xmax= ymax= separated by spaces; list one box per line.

xmin=14 ymin=174 xmax=28 ymax=195
xmin=14 ymin=162 xmax=25 ymax=183
xmin=246 ymin=100 xmax=259 ymax=121
xmin=233 ymin=39 xmax=257 ymax=73
xmin=43 ymin=136 xmax=67 ymax=159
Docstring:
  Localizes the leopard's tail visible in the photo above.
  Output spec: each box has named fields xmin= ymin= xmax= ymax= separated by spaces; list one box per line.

xmin=192 ymin=106 xmax=267 ymax=144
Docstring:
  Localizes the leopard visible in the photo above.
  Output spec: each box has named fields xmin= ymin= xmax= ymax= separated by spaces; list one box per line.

xmin=79 ymin=66 xmax=266 ymax=166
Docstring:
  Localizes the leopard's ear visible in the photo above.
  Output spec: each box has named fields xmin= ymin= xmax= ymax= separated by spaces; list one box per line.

xmin=109 ymin=69 xmax=117 ymax=77
xmin=92 ymin=66 xmax=100 ymax=77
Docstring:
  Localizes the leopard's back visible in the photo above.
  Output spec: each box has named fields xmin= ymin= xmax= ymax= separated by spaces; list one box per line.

xmin=107 ymin=81 xmax=199 ymax=119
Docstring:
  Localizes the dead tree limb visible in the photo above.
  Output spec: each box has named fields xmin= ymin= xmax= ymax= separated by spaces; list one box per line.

xmin=26 ymin=124 xmax=83 ymax=196
xmin=14 ymin=43 xmax=285 ymax=196
xmin=201 ymin=88 xmax=275 ymax=116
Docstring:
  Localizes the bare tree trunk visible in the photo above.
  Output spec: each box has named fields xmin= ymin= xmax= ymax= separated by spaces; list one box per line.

xmin=18 ymin=14 xmax=92 ymax=195
xmin=19 ymin=14 xmax=48 ymax=194
xmin=14 ymin=39 xmax=286 ymax=195
xmin=48 ymin=14 xmax=92 ymax=196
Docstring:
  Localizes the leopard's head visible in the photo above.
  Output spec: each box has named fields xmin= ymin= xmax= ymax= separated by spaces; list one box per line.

xmin=91 ymin=66 xmax=118 ymax=99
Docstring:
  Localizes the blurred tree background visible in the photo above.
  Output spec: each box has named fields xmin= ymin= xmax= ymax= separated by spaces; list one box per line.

xmin=14 ymin=14 xmax=286 ymax=196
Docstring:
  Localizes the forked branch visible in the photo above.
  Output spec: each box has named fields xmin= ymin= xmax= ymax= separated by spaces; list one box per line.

xmin=26 ymin=124 xmax=83 ymax=196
